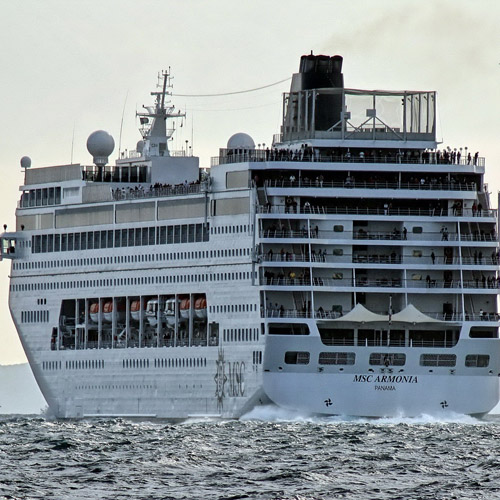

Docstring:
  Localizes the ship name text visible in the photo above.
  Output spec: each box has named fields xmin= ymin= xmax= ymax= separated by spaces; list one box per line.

xmin=353 ymin=374 xmax=418 ymax=384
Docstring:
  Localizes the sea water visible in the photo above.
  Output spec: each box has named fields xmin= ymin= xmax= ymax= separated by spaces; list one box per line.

xmin=1 ymin=408 xmax=500 ymax=499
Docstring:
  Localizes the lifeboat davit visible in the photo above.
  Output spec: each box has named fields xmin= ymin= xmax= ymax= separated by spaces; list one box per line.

xmin=194 ymin=297 xmax=207 ymax=319
xmin=165 ymin=298 xmax=177 ymax=326
xmin=89 ymin=302 xmax=99 ymax=323
xmin=130 ymin=300 xmax=143 ymax=322
xmin=179 ymin=298 xmax=191 ymax=321
xmin=103 ymin=300 xmax=126 ymax=323
xmin=145 ymin=298 xmax=162 ymax=327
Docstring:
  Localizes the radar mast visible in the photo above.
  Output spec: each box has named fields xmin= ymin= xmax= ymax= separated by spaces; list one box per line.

xmin=136 ymin=68 xmax=185 ymax=157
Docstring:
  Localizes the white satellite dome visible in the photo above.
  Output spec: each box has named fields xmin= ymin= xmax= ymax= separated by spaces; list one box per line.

xmin=20 ymin=156 xmax=31 ymax=169
xmin=87 ymin=130 xmax=115 ymax=166
xmin=136 ymin=140 xmax=145 ymax=154
xmin=227 ymin=132 xmax=255 ymax=150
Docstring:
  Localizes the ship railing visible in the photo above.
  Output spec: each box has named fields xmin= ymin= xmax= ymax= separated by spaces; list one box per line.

xmin=461 ymin=256 xmax=499 ymax=265
xmin=319 ymin=339 xmax=461 ymax=347
xmin=263 ymin=309 xmax=499 ymax=322
xmin=212 ymin=149 xmax=485 ymax=168
xmin=257 ymin=205 xmax=497 ymax=218
xmin=260 ymin=229 xmax=498 ymax=242
xmin=79 ymin=338 xmax=212 ymax=349
xmin=265 ymin=179 xmax=477 ymax=192
xmin=355 ymin=232 xmax=498 ymax=242
xmin=265 ymin=309 xmax=315 ymax=319
xmin=111 ymin=182 xmax=204 ymax=201
xmin=262 ymin=277 xmax=500 ymax=289
xmin=259 ymin=254 xmax=498 ymax=266
xmin=460 ymin=233 xmax=498 ymax=242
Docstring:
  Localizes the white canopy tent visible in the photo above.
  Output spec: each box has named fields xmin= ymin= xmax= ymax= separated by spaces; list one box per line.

xmin=333 ymin=303 xmax=446 ymax=324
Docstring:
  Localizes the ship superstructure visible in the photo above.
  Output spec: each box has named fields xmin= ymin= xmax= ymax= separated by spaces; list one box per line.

xmin=2 ymin=57 xmax=499 ymax=418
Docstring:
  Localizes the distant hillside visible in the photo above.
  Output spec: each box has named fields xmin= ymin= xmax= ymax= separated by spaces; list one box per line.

xmin=0 ymin=363 xmax=47 ymax=414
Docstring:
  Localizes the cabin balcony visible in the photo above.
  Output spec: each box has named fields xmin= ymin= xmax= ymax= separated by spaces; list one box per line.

xmin=262 ymin=309 xmax=499 ymax=323
xmin=265 ymin=178 xmax=477 ymax=193
xmin=260 ymin=276 xmax=498 ymax=292
xmin=258 ymin=252 xmax=499 ymax=269
xmin=257 ymin=204 xmax=497 ymax=219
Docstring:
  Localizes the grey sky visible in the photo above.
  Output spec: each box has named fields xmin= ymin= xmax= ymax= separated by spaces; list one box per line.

xmin=1 ymin=0 xmax=499 ymax=363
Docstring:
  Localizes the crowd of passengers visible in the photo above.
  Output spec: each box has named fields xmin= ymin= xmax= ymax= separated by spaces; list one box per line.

xmin=265 ymin=173 xmax=476 ymax=190
xmin=227 ymin=145 xmax=480 ymax=165
xmin=111 ymin=179 xmax=201 ymax=200
xmin=265 ymin=301 xmax=342 ymax=319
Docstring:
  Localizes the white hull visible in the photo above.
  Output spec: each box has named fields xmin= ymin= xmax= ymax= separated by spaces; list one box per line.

xmin=34 ymin=346 xmax=267 ymax=419
xmin=264 ymin=373 xmax=499 ymax=417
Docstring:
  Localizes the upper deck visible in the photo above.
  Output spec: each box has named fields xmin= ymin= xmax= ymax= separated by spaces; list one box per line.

xmin=278 ymin=87 xmax=437 ymax=148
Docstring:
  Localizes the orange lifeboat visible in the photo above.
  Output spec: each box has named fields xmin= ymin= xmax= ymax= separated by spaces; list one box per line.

xmin=179 ymin=298 xmax=191 ymax=320
xmin=89 ymin=302 xmax=99 ymax=323
xmin=130 ymin=300 xmax=143 ymax=322
xmin=194 ymin=297 xmax=207 ymax=319
xmin=103 ymin=300 xmax=126 ymax=323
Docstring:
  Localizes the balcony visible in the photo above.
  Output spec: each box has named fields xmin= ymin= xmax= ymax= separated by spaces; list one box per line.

xmin=263 ymin=309 xmax=498 ymax=323
xmin=261 ymin=276 xmax=498 ymax=290
xmin=111 ymin=182 xmax=206 ymax=201
xmin=259 ymin=253 xmax=498 ymax=267
xmin=212 ymin=149 xmax=485 ymax=168
xmin=258 ymin=205 xmax=497 ymax=218
xmin=265 ymin=179 xmax=477 ymax=192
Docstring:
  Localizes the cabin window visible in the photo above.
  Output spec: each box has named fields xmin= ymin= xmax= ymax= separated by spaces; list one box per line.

xmin=470 ymin=327 xmax=498 ymax=339
xmin=319 ymin=352 xmax=355 ymax=365
xmin=284 ymin=351 xmax=310 ymax=365
xmin=269 ymin=323 xmax=309 ymax=335
xmin=412 ymin=226 xmax=423 ymax=234
xmin=465 ymin=354 xmax=490 ymax=368
xmin=333 ymin=225 xmax=344 ymax=232
xmin=174 ymin=226 xmax=181 ymax=244
xmin=107 ymin=230 xmax=114 ymax=248
xmin=369 ymin=353 xmax=406 ymax=366
xmin=87 ymin=232 xmax=94 ymax=250
xmin=420 ymin=354 xmax=456 ymax=367
xmin=61 ymin=234 xmax=67 ymax=252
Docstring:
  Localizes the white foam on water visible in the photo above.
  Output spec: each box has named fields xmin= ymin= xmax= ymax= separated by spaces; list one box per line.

xmin=240 ymin=404 xmax=317 ymax=422
xmin=240 ymin=405 xmax=487 ymax=425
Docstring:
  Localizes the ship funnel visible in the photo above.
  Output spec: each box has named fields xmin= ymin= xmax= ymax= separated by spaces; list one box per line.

xmin=296 ymin=53 xmax=344 ymax=91
xmin=283 ymin=53 xmax=345 ymax=136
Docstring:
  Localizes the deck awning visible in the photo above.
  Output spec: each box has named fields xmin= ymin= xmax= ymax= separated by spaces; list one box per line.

xmin=333 ymin=303 xmax=388 ymax=323
xmin=390 ymin=304 xmax=446 ymax=323
xmin=332 ymin=303 xmax=446 ymax=324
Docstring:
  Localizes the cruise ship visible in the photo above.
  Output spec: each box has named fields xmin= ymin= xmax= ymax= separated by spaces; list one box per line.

xmin=2 ymin=54 xmax=499 ymax=418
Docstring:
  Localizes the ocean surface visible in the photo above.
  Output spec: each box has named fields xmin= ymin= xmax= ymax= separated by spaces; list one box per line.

xmin=1 ymin=408 xmax=500 ymax=500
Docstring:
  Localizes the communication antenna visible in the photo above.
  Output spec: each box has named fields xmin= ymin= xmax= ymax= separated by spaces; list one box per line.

xmin=118 ymin=90 xmax=129 ymax=157
xmin=191 ymin=113 xmax=194 ymax=155
xmin=70 ymin=124 xmax=75 ymax=164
